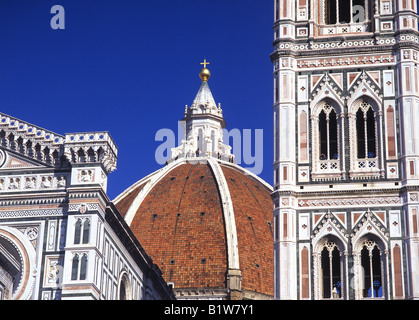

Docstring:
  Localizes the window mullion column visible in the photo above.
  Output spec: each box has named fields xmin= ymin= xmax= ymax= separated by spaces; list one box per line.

xmin=329 ymin=250 xmax=333 ymax=297
xmin=365 ymin=0 xmax=369 ymax=22
xmin=336 ymin=0 xmax=339 ymax=23
xmin=369 ymin=249 xmax=375 ymax=298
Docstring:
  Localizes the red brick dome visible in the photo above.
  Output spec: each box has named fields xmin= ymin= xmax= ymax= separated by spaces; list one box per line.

xmin=114 ymin=158 xmax=274 ymax=300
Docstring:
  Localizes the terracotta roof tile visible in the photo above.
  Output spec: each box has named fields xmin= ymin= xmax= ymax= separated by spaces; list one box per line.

xmin=115 ymin=182 xmax=147 ymax=218
xmin=116 ymin=161 xmax=273 ymax=297
xmin=128 ymin=163 xmax=228 ymax=289
xmin=221 ymin=165 xmax=274 ymax=296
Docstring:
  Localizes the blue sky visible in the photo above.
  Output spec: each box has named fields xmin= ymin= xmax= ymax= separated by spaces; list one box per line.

xmin=0 ymin=0 xmax=274 ymax=199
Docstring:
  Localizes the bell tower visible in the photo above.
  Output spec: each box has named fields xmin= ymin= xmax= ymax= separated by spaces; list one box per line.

xmin=272 ymin=0 xmax=419 ymax=299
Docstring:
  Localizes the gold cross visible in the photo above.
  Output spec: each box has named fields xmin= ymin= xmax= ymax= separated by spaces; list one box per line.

xmin=200 ymin=59 xmax=210 ymax=69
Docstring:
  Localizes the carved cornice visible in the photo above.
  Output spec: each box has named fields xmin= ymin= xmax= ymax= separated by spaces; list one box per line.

xmin=0 ymin=112 xmax=118 ymax=174
xmin=63 ymin=132 xmax=118 ymax=174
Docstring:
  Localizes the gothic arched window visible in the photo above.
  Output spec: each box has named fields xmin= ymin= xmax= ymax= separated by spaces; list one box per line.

xmin=320 ymin=242 xmax=342 ymax=299
xmin=356 ymin=102 xmax=377 ymax=160
xmin=80 ymin=254 xmax=88 ymax=281
xmin=360 ymin=241 xmax=383 ymax=298
xmin=118 ymin=272 xmax=133 ymax=300
xmin=74 ymin=220 xmax=82 ymax=244
xmin=71 ymin=254 xmax=79 ymax=281
xmin=318 ymin=105 xmax=339 ymax=161
xmin=74 ymin=218 xmax=90 ymax=245
xmin=349 ymin=98 xmax=383 ymax=179
xmin=82 ymin=219 xmax=90 ymax=244
xmin=71 ymin=253 xmax=88 ymax=281
xmin=312 ymin=101 xmax=344 ymax=181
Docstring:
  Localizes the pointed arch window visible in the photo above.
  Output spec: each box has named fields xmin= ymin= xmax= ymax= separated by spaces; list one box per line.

xmin=312 ymin=102 xmax=344 ymax=181
xmin=71 ymin=254 xmax=80 ymax=281
xmin=320 ymin=241 xmax=342 ymax=299
xmin=74 ymin=220 xmax=82 ymax=244
xmin=360 ymin=241 xmax=383 ymax=298
xmin=80 ymin=254 xmax=88 ymax=280
xmin=356 ymin=102 xmax=377 ymax=160
xmin=319 ymin=104 xmax=339 ymax=161
xmin=74 ymin=218 xmax=90 ymax=245
xmin=71 ymin=253 xmax=88 ymax=281
xmin=82 ymin=219 xmax=90 ymax=244
xmin=350 ymin=99 xmax=383 ymax=179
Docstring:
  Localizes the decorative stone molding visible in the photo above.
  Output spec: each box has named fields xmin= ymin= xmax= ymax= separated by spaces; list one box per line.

xmin=0 ymin=209 xmax=65 ymax=219
xmin=298 ymin=196 xmax=401 ymax=208
xmin=174 ymin=287 xmax=227 ymax=300
xmin=297 ymin=54 xmax=395 ymax=70
xmin=351 ymin=209 xmax=389 ymax=243
xmin=0 ymin=112 xmax=118 ymax=175
xmin=0 ymin=174 xmax=68 ymax=192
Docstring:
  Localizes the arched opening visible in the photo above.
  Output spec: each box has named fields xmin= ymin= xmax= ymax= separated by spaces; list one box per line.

xmin=74 ymin=220 xmax=82 ymax=244
xmin=361 ymin=242 xmax=383 ymax=298
xmin=80 ymin=254 xmax=87 ymax=281
xmin=0 ymin=237 xmax=22 ymax=300
xmin=118 ymin=272 xmax=133 ymax=300
xmin=71 ymin=253 xmax=88 ymax=281
xmin=350 ymin=98 xmax=382 ymax=178
xmin=356 ymin=102 xmax=377 ymax=160
xmin=71 ymin=255 xmax=79 ymax=281
xmin=312 ymin=100 xmax=344 ymax=180
xmin=82 ymin=220 xmax=90 ymax=244
xmin=74 ymin=219 xmax=90 ymax=245
xmin=320 ymin=242 xmax=342 ymax=299
xmin=318 ymin=105 xmax=339 ymax=161
xmin=354 ymin=233 xmax=388 ymax=300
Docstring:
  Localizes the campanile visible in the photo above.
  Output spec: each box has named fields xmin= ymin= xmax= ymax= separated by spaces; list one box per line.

xmin=272 ymin=0 xmax=419 ymax=300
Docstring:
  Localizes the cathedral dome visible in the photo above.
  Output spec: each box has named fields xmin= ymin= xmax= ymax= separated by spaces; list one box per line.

xmin=114 ymin=63 xmax=273 ymax=300
xmin=114 ymin=158 xmax=274 ymax=299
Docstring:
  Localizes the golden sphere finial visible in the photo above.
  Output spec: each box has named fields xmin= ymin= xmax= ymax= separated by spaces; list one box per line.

xmin=199 ymin=68 xmax=211 ymax=82
xmin=199 ymin=59 xmax=211 ymax=82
